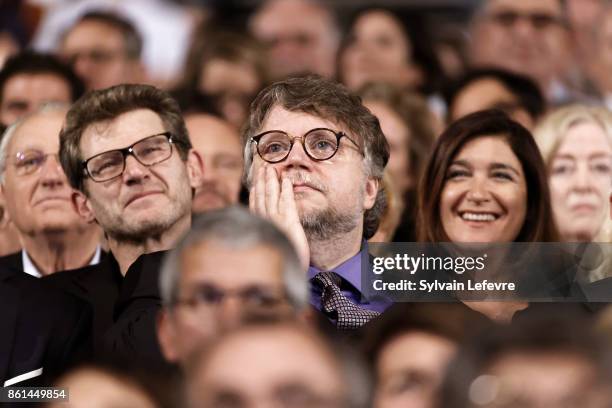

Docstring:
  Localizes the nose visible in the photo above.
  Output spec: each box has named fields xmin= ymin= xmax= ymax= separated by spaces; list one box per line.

xmin=279 ymin=138 xmax=312 ymax=171
xmin=574 ymin=162 xmax=594 ymax=191
xmin=40 ymin=154 xmax=67 ymax=188
xmin=466 ymin=176 xmax=491 ymax=203
xmin=218 ymin=297 xmax=242 ymax=331
xmin=122 ymin=154 xmax=149 ymax=185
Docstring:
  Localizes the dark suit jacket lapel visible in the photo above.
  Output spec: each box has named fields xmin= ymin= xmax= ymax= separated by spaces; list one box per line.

xmin=0 ymin=273 xmax=20 ymax=384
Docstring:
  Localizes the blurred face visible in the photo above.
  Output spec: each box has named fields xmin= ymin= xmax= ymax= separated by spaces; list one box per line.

xmin=61 ymin=20 xmax=141 ymax=90
xmin=2 ymin=109 xmax=88 ymax=236
xmin=365 ymin=100 xmax=411 ymax=194
xmin=475 ymin=352 xmax=604 ymax=408
xmin=161 ymin=240 xmax=291 ymax=365
xmin=470 ymin=0 xmax=569 ymax=88
xmin=0 ymin=73 xmax=71 ymax=126
xmin=440 ymin=136 xmax=527 ymax=243
xmin=199 ymin=59 xmax=261 ymax=128
xmin=79 ymin=109 xmax=201 ymax=242
xmin=450 ymin=78 xmax=534 ymax=129
xmin=185 ymin=114 xmax=243 ymax=212
xmin=248 ymin=106 xmax=378 ymax=240
xmin=375 ymin=332 xmax=457 ymax=408
xmin=340 ymin=10 xmax=419 ymax=91
xmin=187 ymin=327 xmax=345 ymax=408
xmin=549 ymin=122 xmax=612 ymax=241
xmin=50 ymin=369 xmax=155 ymax=408
xmin=250 ymin=0 xmax=339 ymax=79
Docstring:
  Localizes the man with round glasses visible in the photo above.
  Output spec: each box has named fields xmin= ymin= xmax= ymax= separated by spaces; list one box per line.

xmin=0 ymin=104 xmax=102 ymax=276
xmin=44 ymin=84 xmax=203 ymax=369
xmin=244 ymin=75 xmax=390 ymax=329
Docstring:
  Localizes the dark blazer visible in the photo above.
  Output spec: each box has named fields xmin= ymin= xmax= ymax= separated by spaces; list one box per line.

xmin=0 ymin=251 xmax=22 ymax=272
xmin=42 ymin=251 xmax=169 ymax=370
xmin=0 ymin=268 xmax=92 ymax=387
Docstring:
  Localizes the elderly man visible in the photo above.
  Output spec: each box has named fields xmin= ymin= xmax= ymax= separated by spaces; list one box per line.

xmin=468 ymin=0 xmax=575 ymax=103
xmin=0 ymin=104 xmax=102 ymax=276
xmin=244 ymin=75 xmax=390 ymax=329
xmin=44 ymin=84 xmax=202 ymax=367
xmin=184 ymin=112 xmax=243 ymax=212
xmin=249 ymin=0 xmax=340 ymax=80
xmin=59 ymin=11 xmax=145 ymax=90
xmin=157 ymin=206 xmax=308 ymax=368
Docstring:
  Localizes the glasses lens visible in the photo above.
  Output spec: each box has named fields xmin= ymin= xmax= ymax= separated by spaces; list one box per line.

xmin=305 ymin=129 xmax=338 ymax=160
xmin=133 ymin=134 xmax=172 ymax=166
xmin=87 ymin=151 xmax=125 ymax=181
xmin=258 ymin=132 xmax=292 ymax=162
xmin=14 ymin=151 xmax=46 ymax=176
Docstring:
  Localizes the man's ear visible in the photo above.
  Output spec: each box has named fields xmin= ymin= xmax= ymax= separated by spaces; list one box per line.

xmin=186 ymin=149 xmax=204 ymax=190
xmin=157 ymin=309 xmax=179 ymax=363
xmin=363 ymin=176 xmax=379 ymax=210
xmin=72 ymin=190 xmax=96 ymax=223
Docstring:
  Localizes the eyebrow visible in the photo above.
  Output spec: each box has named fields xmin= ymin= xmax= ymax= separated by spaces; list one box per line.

xmin=554 ymin=152 xmax=612 ymax=160
xmin=450 ymin=160 xmax=521 ymax=177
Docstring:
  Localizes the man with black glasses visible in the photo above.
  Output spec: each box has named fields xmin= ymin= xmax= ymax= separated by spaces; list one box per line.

xmin=44 ymin=84 xmax=203 ymax=369
xmin=244 ymin=75 xmax=390 ymax=329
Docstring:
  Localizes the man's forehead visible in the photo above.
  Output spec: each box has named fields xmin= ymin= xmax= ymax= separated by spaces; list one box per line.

xmin=260 ymin=105 xmax=344 ymax=133
xmin=485 ymin=0 xmax=562 ymax=15
xmin=10 ymin=112 xmax=64 ymax=152
xmin=80 ymin=108 xmax=166 ymax=153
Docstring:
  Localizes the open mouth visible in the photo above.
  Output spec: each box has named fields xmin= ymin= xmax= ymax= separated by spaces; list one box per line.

xmin=459 ymin=211 xmax=500 ymax=222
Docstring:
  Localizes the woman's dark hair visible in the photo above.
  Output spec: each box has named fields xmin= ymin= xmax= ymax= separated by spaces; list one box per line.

xmin=417 ymin=109 xmax=558 ymax=242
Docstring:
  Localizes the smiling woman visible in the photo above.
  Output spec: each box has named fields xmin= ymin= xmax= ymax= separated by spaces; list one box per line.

xmin=417 ymin=109 xmax=558 ymax=243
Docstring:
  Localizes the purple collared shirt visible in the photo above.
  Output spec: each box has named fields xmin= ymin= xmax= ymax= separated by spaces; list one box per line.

xmin=308 ymin=246 xmax=392 ymax=316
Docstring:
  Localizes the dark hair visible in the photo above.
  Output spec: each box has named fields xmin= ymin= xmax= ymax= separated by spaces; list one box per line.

xmin=242 ymin=75 xmax=389 ymax=239
xmin=417 ymin=109 xmax=558 ymax=242
xmin=444 ymin=68 xmax=546 ymax=122
xmin=60 ymin=84 xmax=191 ymax=193
xmin=67 ymin=11 xmax=143 ymax=59
xmin=362 ymin=303 xmax=491 ymax=370
xmin=0 ymin=51 xmax=85 ymax=105
xmin=337 ymin=7 xmax=445 ymax=94
xmin=438 ymin=309 xmax=612 ymax=408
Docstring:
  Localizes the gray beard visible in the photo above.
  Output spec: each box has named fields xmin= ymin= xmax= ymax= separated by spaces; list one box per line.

xmin=300 ymin=206 xmax=360 ymax=241
xmin=105 ymin=218 xmax=174 ymax=244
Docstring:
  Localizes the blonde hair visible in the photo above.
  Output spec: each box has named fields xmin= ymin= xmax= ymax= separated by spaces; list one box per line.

xmin=534 ymin=104 xmax=612 ymax=244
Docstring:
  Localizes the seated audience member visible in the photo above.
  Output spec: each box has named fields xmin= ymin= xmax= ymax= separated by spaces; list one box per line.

xmin=48 ymin=365 xmax=158 ymax=408
xmin=58 ymin=11 xmax=146 ymax=91
xmin=244 ymin=75 xmax=390 ymax=329
xmin=534 ymin=105 xmax=612 ymax=244
xmin=184 ymin=322 xmax=363 ymax=408
xmin=249 ymin=0 xmax=340 ymax=80
xmin=184 ymin=112 xmax=243 ymax=213
xmin=0 ymin=51 xmax=84 ymax=127
xmin=418 ymin=110 xmax=559 ymax=321
xmin=157 ymin=206 xmax=308 ymax=367
xmin=438 ymin=312 xmax=612 ymax=408
xmin=368 ymin=172 xmax=404 ymax=243
xmin=338 ymin=8 xmax=424 ymax=93
xmin=357 ymin=82 xmax=438 ymax=241
xmin=467 ymin=0 xmax=576 ymax=104
xmin=179 ymin=28 xmax=268 ymax=128
xmin=362 ymin=303 xmax=491 ymax=408
xmin=444 ymin=68 xmax=546 ymax=130
xmin=0 ymin=104 xmax=102 ymax=276
xmin=0 ymin=266 xmax=91 ymax=387
xmin=588 ymin=3 xmax=612 ymax=110
xmin=44 ymin=84 xmax=203 ymax=368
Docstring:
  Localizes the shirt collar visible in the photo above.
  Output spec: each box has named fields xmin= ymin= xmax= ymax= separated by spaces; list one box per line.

xmin=307 ymin=245 xmax=366 ymax=292
xmin=22 ymin=245 xmax=102 ymax=278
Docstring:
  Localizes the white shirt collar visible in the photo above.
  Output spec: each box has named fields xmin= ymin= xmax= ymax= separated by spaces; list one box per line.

xmin=22 ymin=246 xmax=102 ymax=278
